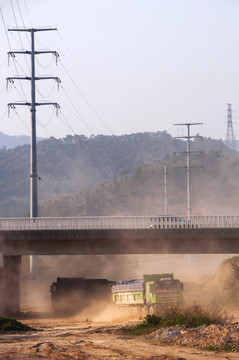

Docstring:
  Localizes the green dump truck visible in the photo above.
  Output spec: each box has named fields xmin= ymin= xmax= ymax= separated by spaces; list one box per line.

xmin=111 ymin=273 xmax=183 ymax=314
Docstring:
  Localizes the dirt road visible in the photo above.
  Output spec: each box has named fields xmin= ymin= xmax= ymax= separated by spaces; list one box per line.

xmin=0 ymin=317 xmax=239 ymax=360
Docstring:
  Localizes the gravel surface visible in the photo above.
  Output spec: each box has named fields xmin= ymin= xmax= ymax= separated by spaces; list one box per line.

xmin=149 ymin=323 xmax=239 ymax=351
xmin=2 ymin=318 xmax=239 ymax=360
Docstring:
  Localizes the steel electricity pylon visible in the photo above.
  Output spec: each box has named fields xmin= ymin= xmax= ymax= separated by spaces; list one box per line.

xmin=7 ymin=27 xmax=60 ymax=273
xmin=226 ymin=103 xmax=236 ymax=151
xmin=174 ymin=122 xmax=203 ymax=217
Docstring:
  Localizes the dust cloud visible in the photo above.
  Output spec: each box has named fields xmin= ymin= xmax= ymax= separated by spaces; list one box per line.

xmin=74 ymin=299 xmax=140 ymax=322
xmin=19 ymin=253 xmax=239 ymax=317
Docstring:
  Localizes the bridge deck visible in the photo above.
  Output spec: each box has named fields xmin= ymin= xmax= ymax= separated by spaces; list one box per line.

xmin=0 ymin=215 xmax=239 ymax=230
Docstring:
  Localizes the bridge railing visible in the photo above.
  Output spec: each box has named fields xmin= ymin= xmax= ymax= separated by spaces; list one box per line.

xmin=0 ymin=215 xmax=239 ymax=230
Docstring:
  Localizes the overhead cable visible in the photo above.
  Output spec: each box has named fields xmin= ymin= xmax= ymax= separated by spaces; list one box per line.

xmin=0 ymin=6 xmax=27 ymax=101
xmin=60 ymin=59 xmax=114 ymax=135
xmin=58 ymin=31 xmax=136 ymax=133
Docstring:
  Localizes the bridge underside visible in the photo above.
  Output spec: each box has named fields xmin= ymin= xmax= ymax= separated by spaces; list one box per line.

xmin=1 ymin=228 xmax=239 ymax=255
xmin=1 ymin=227 xmax=239 ymax=316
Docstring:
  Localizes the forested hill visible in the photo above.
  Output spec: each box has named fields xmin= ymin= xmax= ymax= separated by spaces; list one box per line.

xmin=0 ymin=131 xmax=234 ymax=217
xmin=39 ymin=150 xmax=239 ymax=217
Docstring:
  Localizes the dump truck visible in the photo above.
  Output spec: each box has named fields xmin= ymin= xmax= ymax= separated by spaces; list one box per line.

xmin=111 ymin=273 xmax=183 ymax=314
xmin=50 ymin=277 xmax=115 ymax=315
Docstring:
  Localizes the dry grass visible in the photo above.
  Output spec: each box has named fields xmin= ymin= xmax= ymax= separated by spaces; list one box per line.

xmin=120 ymin=304 xmax=232 ymax=335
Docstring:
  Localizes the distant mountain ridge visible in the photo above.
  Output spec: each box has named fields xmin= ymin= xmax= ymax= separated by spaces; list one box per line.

xmin=0 ymin=131 xmax=43 ymax=149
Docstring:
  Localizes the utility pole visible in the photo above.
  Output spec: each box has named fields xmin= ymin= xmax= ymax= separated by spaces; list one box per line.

xmin=174 ymin=122 xmax=202 ymax=217
xmin=7 ymin=27 xmax=60 ymax=273
xmin=226 ymin=103 xmax=236 ymax=151
xmin=163 ymin=164 xmax=168 ymax=215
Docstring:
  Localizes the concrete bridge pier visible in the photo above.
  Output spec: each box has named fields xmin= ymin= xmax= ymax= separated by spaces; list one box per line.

xmin=1 ymin=255 xmax=22 ymax=317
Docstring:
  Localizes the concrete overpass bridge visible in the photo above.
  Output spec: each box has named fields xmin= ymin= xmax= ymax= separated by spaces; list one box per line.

xmin=1 ymin=215 xmax=239 ymax=316
xmin=1 ymin=215 xmax=239 ymax=255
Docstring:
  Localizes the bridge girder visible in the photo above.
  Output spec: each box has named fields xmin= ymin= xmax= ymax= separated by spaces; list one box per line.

xmin=0 ymin=228 xmax=239 ymax=255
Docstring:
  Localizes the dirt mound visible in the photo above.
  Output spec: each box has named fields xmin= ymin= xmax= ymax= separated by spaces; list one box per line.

xmin=150 ymin=323 xmax=239 ymax=352
xmin=202 ymin=256 xmax=239 ymax=307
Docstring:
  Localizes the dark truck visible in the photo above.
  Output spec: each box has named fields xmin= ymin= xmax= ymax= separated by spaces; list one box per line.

xmin=50 ymin=277 xmax=115 ymax=315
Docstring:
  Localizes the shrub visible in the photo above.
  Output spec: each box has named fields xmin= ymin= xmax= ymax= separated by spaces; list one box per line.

xmin=0 ymin=316 xmax=34 ymax=332
xmin=120 ymin=304 xmax=232 ymax=335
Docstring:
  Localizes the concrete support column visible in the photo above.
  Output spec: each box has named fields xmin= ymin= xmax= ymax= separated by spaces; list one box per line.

xmin=2 ymin=255 xmax=22 ymax=317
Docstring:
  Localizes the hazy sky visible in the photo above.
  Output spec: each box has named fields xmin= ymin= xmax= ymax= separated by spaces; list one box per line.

xmin=0 ymin=0 xmax=239 ymax=140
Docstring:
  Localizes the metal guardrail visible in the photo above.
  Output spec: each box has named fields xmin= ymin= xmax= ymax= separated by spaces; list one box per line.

xmin=0 ymin=215 xmax=239 ymax=231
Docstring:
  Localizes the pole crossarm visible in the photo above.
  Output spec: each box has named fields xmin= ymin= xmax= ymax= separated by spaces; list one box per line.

xmin=6 ymin=76 xmax=61 ymax=90
xmin=174 ymin=122 xmax=203 ymax=126
xmin=35 ymin=102 xmax=60 ymax=114
xmin=8 ymin=50 xmax=59 ymax=65
xmin=7 ymin=76 xmax=31 ymax=81
xmin=8 ymin=102 xmax=60 ymax=116
xmin=8 ymin=50 xmax=59 ymax=56
xmin=8 ymin=27 xmax=57 ymax=32
xmin=8 ymin=102 xmax=31 ymax=108
xmin=35 ymin=76 xmax=61 ymax=82
xmin=35 ymin=102 xmax=60 ymax=107
xmin=7 ymin=76 xmax=60 ymax=82
xmin=175 ymin=136 xmax=201 ymax=139
xmin=174 ymin=151 xmax=203 ymax=155
xmin=8 ymin=102 xmax=60 ymax=107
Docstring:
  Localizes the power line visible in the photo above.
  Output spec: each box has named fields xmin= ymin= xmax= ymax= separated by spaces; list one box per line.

xmin=10 ymin=0 xmax=30 ymax=73
xmin=16 ymin=0 xmax=31 ymax=49
xmin=36 ymin=81 xmax=56 ymax=99
xmin=35 ymin=54 xmax=56 ymax=69
xmin=58 ymin=109 xmax=79 ymax=135
xmin=23 ymin=0 xmax=32 ymax=27
xmin=36 ymin=107 xmax=55 ymax=128
xmin=60 ymin=85 xmax=94 ymax=135
xmin=12 ymin=81 xmax=28 ymax=101
xmin=57 ymin=30 xmax=136 ymax=133
xmin=36 ymin=30 xmax=56 ymax=49
xmin=0 ymin=110 xmax=8 ymax=122
xmin=39 ymin=79 xmax=96 ymax=136
xmin=60 ymin=59 xmax=114 ymax=135
xmin=0 ymin=84 xmax=6 ymax=93
xmin=55 ymin=110 xmax=112 ymax=182
xmin=38 ymin=75 xmax=94 ymax=135
xmin=12 ymin=56 xmax=28 ymax=76
xmin=0 ymin=6 xmax=28 ymax=101
xmin=14 ymin=108 xmax=30 ymax=132
xmin=0 ymin=57 xmax=7 ymax=67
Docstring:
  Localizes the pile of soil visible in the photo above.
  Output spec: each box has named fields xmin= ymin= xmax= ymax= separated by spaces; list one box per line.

xmin=149 ymin=323 xmax=239 ymax=352
xmin=201 ymin=256 xmax=239 ymax=307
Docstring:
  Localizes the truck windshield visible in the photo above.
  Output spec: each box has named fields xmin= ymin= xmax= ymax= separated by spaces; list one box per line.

xmin=154 ymin=280 xmax=181 ymax=291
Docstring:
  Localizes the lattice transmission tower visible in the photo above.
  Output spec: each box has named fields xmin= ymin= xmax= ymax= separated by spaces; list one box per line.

xmin=226 ymin=103 xmax=236 ymax=151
